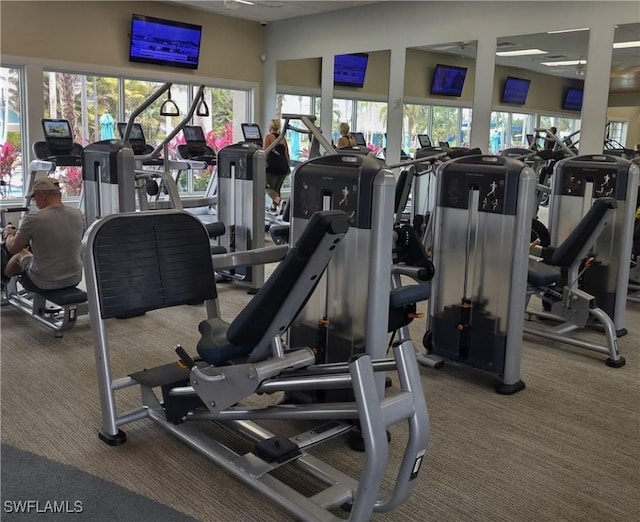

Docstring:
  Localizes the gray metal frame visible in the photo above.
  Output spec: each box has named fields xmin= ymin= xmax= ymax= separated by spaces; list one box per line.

xmin=525 ymin=204 xmax=624 ymax=366
xmin=1 ymin=277 xmax=87 ymax=337
xmin=547 ymin=155 xmax=639 ymax=334
xmin=424 ymin=156 xmax=536 ymax=392
xmin=215 ymin=144 xmax=266 ymax=291
xmin=82 ymin=209 xmax=430 ymax=522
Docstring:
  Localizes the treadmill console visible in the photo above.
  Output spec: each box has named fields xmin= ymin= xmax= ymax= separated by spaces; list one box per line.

xmin=417 ymin=134 xmax=432 ymax=148
xmin=183 ymin=125 xmax=207 ymax=154
xmin=42 ymin=119 xmax=73 ymax=154
xmin=117 ymin=122 xmax=148 ymax=155
xmin=241 ymin=123 xmax=263 ymax=145
xmin=351 ymin=132 xmax=367 ymax=147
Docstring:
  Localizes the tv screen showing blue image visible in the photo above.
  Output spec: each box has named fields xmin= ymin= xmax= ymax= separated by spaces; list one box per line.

xmin=501 ymin=76 xmax=531 ymax=105
xmin=430 ymin=64 xmax=467 ymax=97
xmin=129 ymin=14 xmax=202 ymax=70
xmin=334 ymin=53 xmax=369 ymax=88
xmin=563 ymin=88 xmax=584 ymax=111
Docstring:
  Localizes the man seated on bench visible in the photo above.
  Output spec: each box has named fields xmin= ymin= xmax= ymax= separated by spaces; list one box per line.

xmin=2 ymin=177 xmax=84 ymax=292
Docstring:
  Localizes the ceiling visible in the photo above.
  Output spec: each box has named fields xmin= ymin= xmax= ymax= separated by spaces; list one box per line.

xmin=169 ymin=0 xmax=381 ymax=23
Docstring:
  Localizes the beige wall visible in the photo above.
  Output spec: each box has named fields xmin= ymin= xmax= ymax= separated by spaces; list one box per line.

xmin=404 ymin=48 xmax=475 ymax=103
xmin=277 ymin=58 xmax=321 ymax=90
xmin=0 ymin=1 xmax=264 ymax=82
xmin=276 ymin=50 xmax=391 ymax=97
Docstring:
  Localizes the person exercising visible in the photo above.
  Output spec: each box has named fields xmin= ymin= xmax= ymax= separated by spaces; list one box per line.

xmin=263 ymin=118 xmax=291 ymax=212
xmin=2 ymin=177 xmax=84 ymax=290
xmin=336 ymin=122 xmax=356 ymax=148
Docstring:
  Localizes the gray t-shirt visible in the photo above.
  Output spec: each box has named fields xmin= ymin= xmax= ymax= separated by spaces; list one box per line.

xmin=15 ymin=205 xmax=85 ymax=290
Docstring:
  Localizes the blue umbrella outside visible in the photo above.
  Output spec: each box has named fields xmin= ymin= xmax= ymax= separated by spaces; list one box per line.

xmin=100 ymin=113 xmax=116 ymax=140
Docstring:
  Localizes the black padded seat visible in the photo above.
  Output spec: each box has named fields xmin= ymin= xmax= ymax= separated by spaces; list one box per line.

xmin=527 ymin=259 xmax=562 ymax=287
xmin=197 ymin=210 xmax=350 ymax=366
xmin=197 ymin=318 xmax=254 ymax=364
xmin=21 ymin=277 xmax=87 ymax=305
xmin=390 ymin=284 xmax=431 ymax=308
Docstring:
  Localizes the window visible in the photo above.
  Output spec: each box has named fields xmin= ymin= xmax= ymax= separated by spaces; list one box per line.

xmin=538 ymin=115 xmax=581 ymax=150
xmin=489 ymin=111 xmax=536 ymax=152
xmin=43 ymin=71 xmax=120 ymax=196
xmin=279 ymin=94 xmax=321 ymax=162
xmin=605 ymin=121 xmax=627 ymax=149
xmin=333 ymin=98 xmax=386 ymax=153
xmin=432 ymin=106 xmax=461 ymax=147
xmin=403 ymin=104 xmax=431 ymax=156
xmin=123 ymin=79 xmax=189 ymax=154
xmin=1 ymin=66 xmax=22 ymax=199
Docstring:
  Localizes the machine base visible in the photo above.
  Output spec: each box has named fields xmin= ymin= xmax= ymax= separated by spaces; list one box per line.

xmin=495 ymin=380 xmax=525 ymax=395
xmin=605 ymin=357 xmax=626 ymax=368
xmin=99 ymin=429 xmax=127 ymax=446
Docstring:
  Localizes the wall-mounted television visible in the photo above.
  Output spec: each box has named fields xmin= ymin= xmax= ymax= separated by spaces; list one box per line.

xmin=129 ymin=14 xmax=202 ymax=70
xmin=430 ymin=64 xmax=467 ymax=97
xmin=334 ymin=53 xmax=369 ymax=88
xmin=501 ymin=76 xmax=531 ymax=105
xmin=563 ymin=88 xmax=584 ymax=111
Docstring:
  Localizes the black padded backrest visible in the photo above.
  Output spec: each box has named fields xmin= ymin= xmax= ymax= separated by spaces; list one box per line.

xmin=395 ymin=169 xmax=410 ymax=213
xmin=87 ymin=211 xmax=217 ymax=319
xmin=550 ymin=198 xmax=617 ymax=267
xmin=226 ymin=210 xmax=349 ymax=347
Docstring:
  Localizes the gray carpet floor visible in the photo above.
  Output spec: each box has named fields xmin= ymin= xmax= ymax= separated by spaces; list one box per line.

xmin=1 ymin=275 xmax=639 ymax=521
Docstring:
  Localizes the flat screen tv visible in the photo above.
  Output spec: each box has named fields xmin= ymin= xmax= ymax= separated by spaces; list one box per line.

xmin=430 ymin=64 xmax=467 ymax=97
xmin=563 ymin=88 xmax=584 ymax=111
xmin=501 ymin=76 xmax=531 ymax=105
xmin=129 ymin=14 xmax=202 ymax=70
xmin=334 ymin=53 xmax=369 ymax=88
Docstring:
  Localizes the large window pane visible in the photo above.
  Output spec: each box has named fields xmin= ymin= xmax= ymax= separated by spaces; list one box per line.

xmin=332 ymin=98 xmax=354 ymax=145
xmin=403 ymin=104 xmax=431 ymax=156
xmin=356 ymin=101 xmax=386 ymax=153
xmin=280 ymin=94 xmax=320 ymax=162
xmin=43 ymin=71 xmax=120 ymax=196
xmin=1 ymin=66 xmax=23 ymax=199
xmin=124 ymin=80 xmax=189 ymax=155
xmin=489 ymin=111 xmax=509 ymax=153
xmin=432 ymin=106 xmax=460 ymax=147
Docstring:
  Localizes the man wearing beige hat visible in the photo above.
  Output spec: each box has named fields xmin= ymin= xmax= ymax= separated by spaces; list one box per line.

xmin=2 ymin=177 xmax=84 ymax=290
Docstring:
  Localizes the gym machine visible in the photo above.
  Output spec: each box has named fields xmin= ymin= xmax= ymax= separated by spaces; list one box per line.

xmin=214 ymin=141 xmax=266 ymax=292
xmin=1 ymin=207 xmax=87 ymax=337
xmin=82 ymin=208 xmax=429 ymax=522
xmin=1 ymin=119 xmax=88 ymax=336
xmin=421 ymin=155 xmax=537 ymax=394
xmin=546 ymin=154 xmax=639 ymax=335
xmin=287 ymin=153 xmax=396 ymax=400
xmin=25 ymin=119 xmax=84 ymax=208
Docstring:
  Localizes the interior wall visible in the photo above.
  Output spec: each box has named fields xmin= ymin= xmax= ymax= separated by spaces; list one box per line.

xmin=0 ymin=0 xmax=264 ymax=82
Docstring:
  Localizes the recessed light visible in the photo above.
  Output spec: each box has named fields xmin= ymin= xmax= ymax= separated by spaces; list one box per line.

xmin=541 ymin=60 xmax=587 ymax=66
xmin=613 ymin=41 xmax=640 ymax=49
xmin=496 ymin=49 xmax=548 ymax=57
xmin=547 ymin=28 xmax=590 ymax=34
